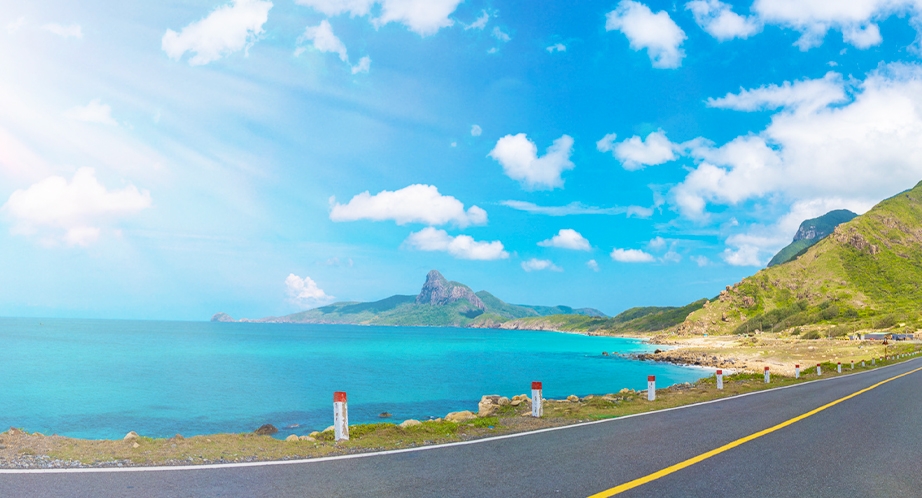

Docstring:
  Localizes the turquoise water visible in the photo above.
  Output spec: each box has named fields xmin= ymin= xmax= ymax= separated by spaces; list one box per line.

xmin=0 ymin=318 xmax=711 ymax=439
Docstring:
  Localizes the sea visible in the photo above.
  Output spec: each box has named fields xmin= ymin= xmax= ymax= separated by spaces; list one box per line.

xmin=0 ymin=318 xmax=712 ymax=439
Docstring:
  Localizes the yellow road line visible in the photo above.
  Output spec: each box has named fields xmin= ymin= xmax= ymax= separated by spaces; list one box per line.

xmin=588 ymin=365 xmax=922 ymax=498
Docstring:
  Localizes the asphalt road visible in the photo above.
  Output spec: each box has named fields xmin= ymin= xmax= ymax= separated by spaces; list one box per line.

xmin=3 ymin=359 xmax=920 ymax=498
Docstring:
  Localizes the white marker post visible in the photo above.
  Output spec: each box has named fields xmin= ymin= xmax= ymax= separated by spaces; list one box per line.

xmin=334 ymin=391 xmax=349 ymax=442
xmin=764 ymin=366 xmax=770 ymax=383
xmin=837 ymin=362 xmax=842 ymax=373
xmin=531 ymin=381 xmax=543 ymax=418
xmin=716 ymin=370 xmax=723 ymax=390
xmin=647 ymin=376 xmax=656 ymax=401
xmin=795 ymin=364 xmax=800 ymax=379
xmin=872 ymin=358 xmax=876 ymax=366
xmin=816 ymin=364 xmax=822 ymax=376
xmin=851 ymin=361 xmax=854 ymax=370
xmin=862 ymin=360 xmax=866 ymax=367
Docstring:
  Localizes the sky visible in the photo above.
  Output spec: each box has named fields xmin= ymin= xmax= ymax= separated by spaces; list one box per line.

xmin=4 ymin=0 xmax=922 ymax=320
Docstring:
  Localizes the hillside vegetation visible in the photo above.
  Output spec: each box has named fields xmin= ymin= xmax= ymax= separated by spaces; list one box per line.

xmin=498 ymin=299 xmax=707 ymax=334
xmin=679 ymin=181 xmax=922 ymax=337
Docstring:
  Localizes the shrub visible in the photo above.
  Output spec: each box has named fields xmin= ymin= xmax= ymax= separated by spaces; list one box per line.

xmin=874 ymin=315 xmax=898 ymax=329
xmin=791 ymin=327 xmax=802 ymax=336
xmin=802 ymin=330 xmax=821 ymax=340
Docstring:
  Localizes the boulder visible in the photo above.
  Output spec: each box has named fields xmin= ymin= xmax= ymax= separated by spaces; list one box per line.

xmin=498 ymin=396 xmax=510 ymax=406
xmin=132 ymin=442 xmax=140 ymax=448
xmin=478 ymin=395 xmax=501 ymax=417
xmin=399 ymin=419 xmax=422 ymax=428
xmin=445 ymin=410 xmax=476 ymax=422
xmin=171 ymin=434 xmax=184 ymax=441
xmin=254 ymin=424 xmax=278 ymax=436
xmin=322 ymin=426 xmax=335 ymax=433
xmin=379 ymin=412 xmax=392 ymax=418
xmin=567 ymin=395 xmax=579 ymax=402
xmin=123 ymin=431 xmax=140 ymax=441
xmin=299 ymin=435 xmax=315 ymax=441
xmin=285 ymin=434 xmax=299 ymax=442
xmin=308 ymin=431 xmax=321 ymax=438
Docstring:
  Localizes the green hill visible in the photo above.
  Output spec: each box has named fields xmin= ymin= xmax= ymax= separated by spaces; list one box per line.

xmin=679 ymin=181 xmax=922 ymax=336
xmin=767 ymin=209 xmax=857 ymax=267
xmin=219 ymin=270 xmax=606 ymax=327
xmin=497 ymin=299 xmax=707 ymax=334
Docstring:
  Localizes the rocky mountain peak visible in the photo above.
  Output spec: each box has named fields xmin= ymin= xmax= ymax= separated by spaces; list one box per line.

xmin=416 ymin=270 xmax=486 ymax=310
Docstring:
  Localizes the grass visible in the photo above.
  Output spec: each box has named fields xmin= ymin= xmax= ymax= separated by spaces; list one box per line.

xmin=3 ymin=345 xmax=915 ymax=468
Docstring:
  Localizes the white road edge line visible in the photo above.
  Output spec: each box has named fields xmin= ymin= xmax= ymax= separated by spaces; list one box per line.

xmin=1 ymin=357 xmax=915 ymax=474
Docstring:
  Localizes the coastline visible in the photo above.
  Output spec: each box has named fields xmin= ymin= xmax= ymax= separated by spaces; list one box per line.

xmin=1 ymin=347 xmax=917 ymax=469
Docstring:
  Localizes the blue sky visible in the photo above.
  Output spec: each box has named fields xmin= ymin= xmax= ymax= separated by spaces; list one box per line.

xmin=4 ymin=0 xmax=922 ymax=320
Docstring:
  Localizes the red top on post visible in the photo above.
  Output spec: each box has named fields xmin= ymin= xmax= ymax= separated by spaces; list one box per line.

xmin=796 ymin=364 xmax=800 ymax=368
xmin=764 ymin=366 xmax=769 ymax=371
xmin=531 ymin=381 xmax=542 ymax=390
xmin=648 ymin=375 xmax=655 ymax=382
xmin=716 ymin=369 xmax=722 ymax=375
xmin=334 ymin=391 xmax=347 ymax=402
xmin=817 ymin=363 xmax=821 ymax=367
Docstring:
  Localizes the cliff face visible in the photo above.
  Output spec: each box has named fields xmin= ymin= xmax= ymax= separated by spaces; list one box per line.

xmin=767 ymin=209 xmax=857 ymax=267
xmin=415 ymin=270 xmax=486 ymax=310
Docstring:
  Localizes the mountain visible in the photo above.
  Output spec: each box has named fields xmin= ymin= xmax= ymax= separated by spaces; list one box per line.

xmin=217 ymin=270 xmax=606 ymax=327
xmin=678 ymin=181 xmax=922 ymax=337
xmin=496 ymin=299 xmax=708 ymax=333
xmin=767 ymin=209 xmax=857 ymax=267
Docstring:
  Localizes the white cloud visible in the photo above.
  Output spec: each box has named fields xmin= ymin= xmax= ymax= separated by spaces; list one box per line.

xmin=721 ymin=244 xmax=763 ymax=266
xmin=285 ymin=274 xmax=334 ymax=307
xmin=405 ymin=227 xmax=508 ymax=260
xmin=707 ymin=72 xmax=847 ymax=114
xmin=7 ymin=17 xmax=26 ymax=34
xmin=1 ymin=168 xmax=152 ymax=247
xmin=330 ymin=184 xmax=487 ymax=227
xmin=587 ymin=259 xmax=600 ymax=271
xmin=672 ymin=64 xmax=922 ymax=221
xmin=296 ymin=0 xmax=463 ymax=36
xmin=296 ymin=20 xmax=348 ymax=61
xmin=63 ymin=99 xmax=118 ymax=126
xmin=610 ymin=248 xmax=655 ymax=263
xmin=686 ymin=0 xmax=760 ymax=41
xmin=492 ymin=26 xmax=511 ymax=42
xmin=488 ymin=134 xmax=575 ymax=190
xmin=521 ymin=258 xmax=562 ymax=272
xmin=162 ymin=0 xmax=272 ymax=66
xmin=465 ymin=10 xmax=490 ymax=30
xmin=42 ymin=23 xmax=82 ymax=39
xmin=351 ymin=55 xmax=371 ymax=74
xmin=648 ymin=236 xmax=667 ymax=250
xmin=547 ymin=43 xmax=567 ymax=53
xmin=691 ymin=255 xmax=710 ymax=267
xmin=538 ymin=229 xmax=591 ymax=251
xmin=605 ymin=0 xmax=686 ymax=69
xmin=471 ymin=124 xmax=482 ymax=136
xmin=751 ymin=0 xmax=906 ymax=50
xmin=601 ymin=130 xmax=678 ymax=170
xmin=501 ymin=200 xmax=653 ymax=218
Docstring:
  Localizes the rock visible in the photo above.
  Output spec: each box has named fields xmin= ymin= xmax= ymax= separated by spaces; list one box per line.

xmin=285 ymin=434 xmax=299 ymax=442
xmin=379 ymin=412 xmax=392 ymax=418
xmin=299 ymin=435 xmax=315 ymax=441
xmin=309 ymin=431 xmax=321 ymax=438
xmin=445 ymin=410 xmax=476 ymax=422
xmin=619 ymin=388 xmax=631 ymax=394
xmin=415 ymin=270 xmax=486 ymax=310
xmin=123 ymin=431 xmax=140 ymax=441
xmin=478 ymin=395 xmax=502 ymax=417
xmin=210 ymin=312 xmax=236 ymax=322
xmin=567 ymin=395 xmax=579 ymax=402
xmin=322 ymin=426 xmax=335 ymax=433
xmin=654 ymin=349 xmax=663 ymax=354
xmin=399 ymin=419 xmax=422 ymax=428
xmin=498 ymin=396 xmax=510 ymax=406
xmin=254 ymin=424 xmax=278 ymax=436
xmin=171 ymin=434 xmax=184 ymax=441
xmin=132 ymin=442 xmax=140 ymax=448
xmin=602 ymin=351 xmax=609 ymax=356
xmin=285 ymin=423 xmax=300 ymax=429
xmin=510 ymin=399 xmax=522 ymax=406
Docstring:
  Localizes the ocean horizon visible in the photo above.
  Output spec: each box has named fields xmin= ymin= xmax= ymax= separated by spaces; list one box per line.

xmin=0 ymin=317 xmax=712 ymax=439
